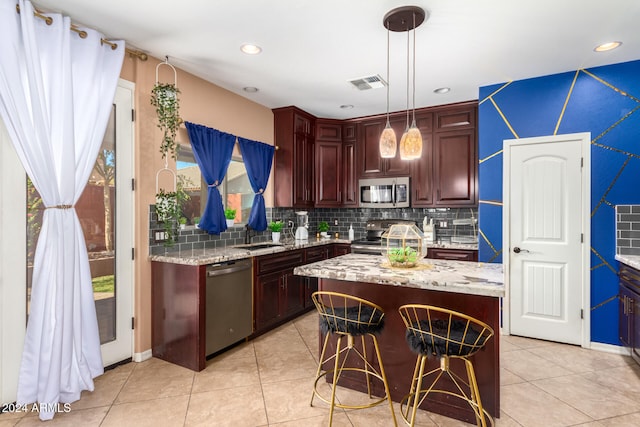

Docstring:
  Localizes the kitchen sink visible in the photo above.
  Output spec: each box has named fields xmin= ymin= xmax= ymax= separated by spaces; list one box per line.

xmin=235 ymin=243 xmax=283 ymax=251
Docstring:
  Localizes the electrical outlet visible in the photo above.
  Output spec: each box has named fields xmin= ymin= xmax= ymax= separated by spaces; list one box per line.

xmin=334 ymin=218 xmax=339 ymax=226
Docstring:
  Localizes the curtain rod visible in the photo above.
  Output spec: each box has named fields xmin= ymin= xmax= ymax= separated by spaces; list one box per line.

xmin=16 ymin=4 xmax=130 ymax=53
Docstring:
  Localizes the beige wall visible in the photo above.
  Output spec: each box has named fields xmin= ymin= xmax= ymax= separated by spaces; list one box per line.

xmin=120 ymin=54 xmax=274 ymax=354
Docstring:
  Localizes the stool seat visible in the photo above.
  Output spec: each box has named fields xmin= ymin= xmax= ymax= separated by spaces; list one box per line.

xmin=311 ymin=291 xmax=397 ymax=426
xmin=405 ymin=318 xmax=485 ymax=357
xmin=319 ymin=304 xmax=385 ymax=336
xmin=398 ymin=304 xmax=494 ymax=427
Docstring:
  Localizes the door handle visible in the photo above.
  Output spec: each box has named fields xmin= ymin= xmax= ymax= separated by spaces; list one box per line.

xmin=513 ymin=247 xmax=530 ymax=254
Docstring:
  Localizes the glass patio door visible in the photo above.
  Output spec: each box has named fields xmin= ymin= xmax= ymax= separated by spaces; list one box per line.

xmin=25 ymin=80 xmax=134 ymax=366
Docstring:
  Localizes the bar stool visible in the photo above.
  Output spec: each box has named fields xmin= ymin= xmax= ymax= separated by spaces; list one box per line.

xmin=311 ymin=291 xmax=397 ymax=426
xmin=398 ymin=304 xmax=494 ymax=427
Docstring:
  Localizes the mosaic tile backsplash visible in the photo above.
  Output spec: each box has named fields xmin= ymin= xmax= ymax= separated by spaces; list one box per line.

xmin=616 ymin=205 xmax=640 ymax=256
xmin=149 ymin=206 xmax=478 ymax=255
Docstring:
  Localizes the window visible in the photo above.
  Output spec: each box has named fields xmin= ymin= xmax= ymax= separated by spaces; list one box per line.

xmin=177 ymin=144 xmax=253 ymax=225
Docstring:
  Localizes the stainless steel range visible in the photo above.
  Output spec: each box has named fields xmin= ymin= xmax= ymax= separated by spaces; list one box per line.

xmin=350 ymin=218 xmax=418 ymax=255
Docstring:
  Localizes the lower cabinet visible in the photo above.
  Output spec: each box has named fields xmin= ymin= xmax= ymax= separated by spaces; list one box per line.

xmin=426 ymin=247 xmax=478 ymax=262
xmin=253 ymin=244 xmax=346 ymax=336
xmin=253 ymin=249 xmax=305 ymax=332
xmin=619 ymin=263 xmax=640 ymax=366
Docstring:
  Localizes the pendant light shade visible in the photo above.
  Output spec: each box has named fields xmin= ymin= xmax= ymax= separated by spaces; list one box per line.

xmin=379 ymin=123 xmax=397 ymax=158
xmin=400 ymin=121 xmax=422 ymax=160
xmin=379 ymin=24 xmax=396 ymax=158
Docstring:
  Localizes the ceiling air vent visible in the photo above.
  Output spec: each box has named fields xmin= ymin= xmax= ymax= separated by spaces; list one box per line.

xmin=348 ymin=74 xmax=387 ymax=90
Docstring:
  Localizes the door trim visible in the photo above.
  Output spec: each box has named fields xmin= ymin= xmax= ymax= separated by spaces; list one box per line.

xmin=502 ymin=132 xmax=591 ymax=347
xmin=100 ymin=79 xmax=135 ymax=366
xmin=0 ymin=119 xmax=26 ymax=405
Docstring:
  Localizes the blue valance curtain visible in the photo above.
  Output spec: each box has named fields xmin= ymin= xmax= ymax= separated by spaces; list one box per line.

xmin=185 ymin=122 xmax=235 ymax=234
xmin=238 ymin=137 xmax=275 ymax=231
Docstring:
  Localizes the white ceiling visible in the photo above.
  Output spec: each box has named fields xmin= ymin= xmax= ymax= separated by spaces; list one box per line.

xmin=33 ymin=0 xmax=640 ymax=120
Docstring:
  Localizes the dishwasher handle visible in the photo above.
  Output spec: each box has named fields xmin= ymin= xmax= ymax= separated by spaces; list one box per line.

xmin=206 ymin=260 xmax=251 ymax=277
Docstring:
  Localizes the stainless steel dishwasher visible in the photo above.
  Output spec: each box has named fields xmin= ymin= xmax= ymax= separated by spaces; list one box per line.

xmin=205 ymin=258 xmax=253 ymax=356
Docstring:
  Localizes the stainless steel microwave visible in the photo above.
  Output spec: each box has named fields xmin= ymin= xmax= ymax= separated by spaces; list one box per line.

xmin=359 ymin=177 xmax=410 ymax=208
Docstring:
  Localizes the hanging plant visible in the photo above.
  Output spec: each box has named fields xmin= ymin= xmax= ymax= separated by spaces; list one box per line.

xmin=150 ymin=82 xmax=182 ymax=160
xmin=155 ymin=189 xmax=181 ymax=247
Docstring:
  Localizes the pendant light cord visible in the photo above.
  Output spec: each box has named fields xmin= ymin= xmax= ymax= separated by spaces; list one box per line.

xmin=412 ymin=12 xmax=417 ymax=125
xmin=405 ymin=24 xmax=410 ymax=129
xmin=386 ymin=24 xmax=391 ymax=125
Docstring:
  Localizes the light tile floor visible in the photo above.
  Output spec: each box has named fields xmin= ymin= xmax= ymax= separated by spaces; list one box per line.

xmin=2 ymin=311 xmax=640 ymax=426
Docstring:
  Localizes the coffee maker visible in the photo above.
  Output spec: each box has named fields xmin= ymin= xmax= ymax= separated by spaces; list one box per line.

xmin=294 ymin=211 xmax=309 ymax=240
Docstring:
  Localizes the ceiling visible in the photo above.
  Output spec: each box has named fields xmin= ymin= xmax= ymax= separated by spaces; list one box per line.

xmin=33 ymin=0 xmax=640 ymax=120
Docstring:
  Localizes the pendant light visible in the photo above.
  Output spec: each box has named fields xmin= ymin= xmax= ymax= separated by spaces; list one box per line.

xmin=400 ymin=10 xmax=422 ymax=160
xmin=379 ymin=24 xmax=397 ymax=158
xmin=382 ymin=6 xmax=426 ymax=161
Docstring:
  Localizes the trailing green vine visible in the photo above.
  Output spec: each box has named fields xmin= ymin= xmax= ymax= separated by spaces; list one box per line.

xmin=155 ymin=189 xmax=181 ymax=247
xmin=150 ymin=83 xmax=181 ymax=160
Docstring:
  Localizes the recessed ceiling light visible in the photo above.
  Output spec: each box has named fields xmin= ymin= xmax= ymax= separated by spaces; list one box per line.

xmin=340 ymin=104 xmax=354 ymax=109
xmin=243 ymin=87 xmax=259 ymax=93
xmin=434 ymin=87 xmax=450 ymax=94
xmin=240 ymin=44 xmax=262 ymax=55
xmin=594 ymin=41 xmax=622 ymax=52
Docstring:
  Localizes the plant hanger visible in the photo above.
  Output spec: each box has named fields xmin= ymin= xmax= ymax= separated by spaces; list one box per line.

xmin=155 ymin=55 xmax=177 ymax=89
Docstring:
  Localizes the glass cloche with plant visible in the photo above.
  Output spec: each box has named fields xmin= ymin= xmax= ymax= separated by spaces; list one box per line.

xmin=381 ymin=223 xmax=425 ymax=268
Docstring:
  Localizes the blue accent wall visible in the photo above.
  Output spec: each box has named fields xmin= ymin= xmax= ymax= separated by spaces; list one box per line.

xmin=478 ymin=60 xmax=640 ymax=346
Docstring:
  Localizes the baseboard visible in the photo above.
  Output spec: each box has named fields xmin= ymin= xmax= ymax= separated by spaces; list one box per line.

xmin=132 ymin=349 xmax=152 ymax=363
xmin=589 ymin=341 xmax=630 ymax=356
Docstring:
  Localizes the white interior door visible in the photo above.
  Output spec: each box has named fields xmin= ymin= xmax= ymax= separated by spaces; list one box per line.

xmin=504 ymin=133 xmax=590 ymax=346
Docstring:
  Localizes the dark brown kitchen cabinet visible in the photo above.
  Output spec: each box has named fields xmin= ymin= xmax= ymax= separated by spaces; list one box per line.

xmin=253 ymin=249 xmax=306 ymax=333
xmin=273 ymin=106 xmax=315 ymax=208
xmin=315 ymin=141 xmax=342 ymax=207
xmin=619 ymin=263 xmax=640 ymax=365
xmin=358 ymin=117 xmax=412 ymax=178
xmin=315 ymin=120 xmax=357 ymax=208
xmin=253 ymin=244 xmax=348 ymax=335
xmin=427 ymin=248 xmax=478 ymax=262
xmin=433 ymin=129 xmax=477 ymax=206
xmin=333 ymin=243 xmax=352 ymax=256
xmin=303 ymin=245 xmax=331 ymax=307
xmin=412 ymin=104 xmax=477 ymax=207
xmin=341 ymin=123 xmax=358 ymax=206
xmin=151 ymin=262 xmax=205 ymax=372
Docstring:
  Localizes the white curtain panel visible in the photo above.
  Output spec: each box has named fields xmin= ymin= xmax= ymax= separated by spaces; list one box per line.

xmin=0 ymin=0 xmax=124 ymax=420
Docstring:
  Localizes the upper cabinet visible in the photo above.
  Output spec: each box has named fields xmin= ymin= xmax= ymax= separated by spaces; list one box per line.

xmin=358 ymin=117 xmax=412 ymax=178
xmin=273 ymin=101 xmax=478 ymax=209
xmin=273 ymin=107 xmax=315 ymax=208
xmin=314 ymin=120 xmax=358 ymax=208
xmin=341 ymin=124 xmax=358 ymax=206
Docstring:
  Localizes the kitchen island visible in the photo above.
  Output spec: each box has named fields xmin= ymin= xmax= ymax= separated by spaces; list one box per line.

xmin=294 ymin=253 xmax=504 ymax=424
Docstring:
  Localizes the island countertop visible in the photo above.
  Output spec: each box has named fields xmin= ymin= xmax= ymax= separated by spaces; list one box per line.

xmin=293 ymin=253 xmax=504 ymax=298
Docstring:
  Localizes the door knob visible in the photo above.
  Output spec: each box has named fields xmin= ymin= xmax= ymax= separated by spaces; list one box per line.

xmin=513 ymin=247 xmax=530 ymax=254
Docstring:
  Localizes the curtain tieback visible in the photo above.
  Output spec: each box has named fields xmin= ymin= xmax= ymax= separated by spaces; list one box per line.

xmin=208 ymin=180 xmax=220 ymax=188
xmin=46 ymin=204 xmax=73 ymax=210
xmin=256 ymin=188 xmax=264 ymax=195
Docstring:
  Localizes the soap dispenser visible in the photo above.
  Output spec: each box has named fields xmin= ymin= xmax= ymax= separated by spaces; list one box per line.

xmin=348 ymin=224 xmax=354 ymax=241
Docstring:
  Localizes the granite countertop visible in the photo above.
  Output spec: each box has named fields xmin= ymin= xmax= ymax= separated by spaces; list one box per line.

xmin=149 ymin=237 xmax=478 ymax=266
xmin=616 ymin=254 xmax=640 ymax=270
xmin=294 ymin=253 xmax=504 ymax=298
xmin=149 ymin=237 xmax=351 ymax=266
